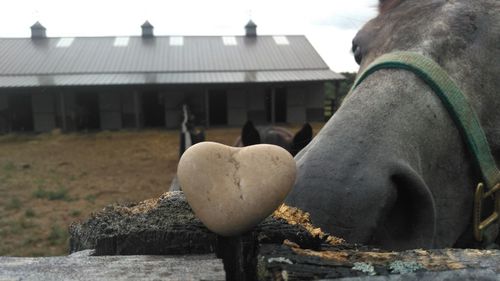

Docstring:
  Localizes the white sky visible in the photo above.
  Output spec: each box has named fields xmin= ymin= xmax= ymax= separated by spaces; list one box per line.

xmin=0 ymin=0 xmax=378 ymax=72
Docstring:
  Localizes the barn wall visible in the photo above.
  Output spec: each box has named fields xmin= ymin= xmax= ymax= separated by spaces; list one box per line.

xmin=0 ymin=94 xmax=8 ymax=133
xmin=32 ymin=92 xmax=56 ymax=132
xmin=184 ymin=91 xmax=205 ymax=125
xmin=162 ymin=88 xmax=206 ymax=129
xmin=305 ymin=83 xmax=325 ymax=122
xmin=53 ymin=90 xmax=70 ymax=131
xmin=0 ymin=81 xmax=328 ymax=133
xmin=164 ymin=91 xmax=184 ymax=129
xmin=247 ymin=86 xmax=266 ymax=125
xmin=227 ymin=89 xmax=247 ymax=126
xmin=99 ymin=92 xmax=122 ymax=130
xmin=286 ymin=86 xmax=306 ymax=124
xmin=63 ymin=92 xmax=77 ymax=131
xmin=121 ymin=91 xmax=139 ymax=128
xmin=54 ymin=91 xmax=64 ymax=130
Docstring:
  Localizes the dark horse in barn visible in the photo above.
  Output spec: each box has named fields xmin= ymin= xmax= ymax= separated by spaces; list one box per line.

xmin=235 ymin=121 xmax=313 ymax=156
xmin=286 ymin=0 xmax=500 ymax=250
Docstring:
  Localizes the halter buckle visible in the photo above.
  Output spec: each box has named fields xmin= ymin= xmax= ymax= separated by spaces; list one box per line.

xmin=473 ymin=182 xmax=500 ymax=242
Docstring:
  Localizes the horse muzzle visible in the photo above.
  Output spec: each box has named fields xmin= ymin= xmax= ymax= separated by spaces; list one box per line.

xmin=287 ymin=146 xmax=437 ymax=250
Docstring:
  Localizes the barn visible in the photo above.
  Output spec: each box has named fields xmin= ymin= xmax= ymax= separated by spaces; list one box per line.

xmin=0 ymin=21 xmax=343 ymax=133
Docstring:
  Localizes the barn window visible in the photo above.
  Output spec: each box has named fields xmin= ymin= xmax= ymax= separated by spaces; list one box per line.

xmin=56 ymin=38 xmax=75 ymax=48
xmin=273 ymin=36 xmax=289 ymax=45
xmin=222 ymin=36 xmax=237 ymax=46
xmin=114 ymin=37 xmax=130 ymax=47
xmin=170 ymin=36 xmax=184 ymax=46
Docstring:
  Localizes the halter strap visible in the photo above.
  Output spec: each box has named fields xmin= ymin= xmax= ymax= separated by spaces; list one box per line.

xmin=350 ymin=51 xmax=500 ymax=242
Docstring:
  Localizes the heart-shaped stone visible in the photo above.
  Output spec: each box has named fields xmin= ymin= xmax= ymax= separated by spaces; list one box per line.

xmin=177 ymin=141 xmax=296 ymax=236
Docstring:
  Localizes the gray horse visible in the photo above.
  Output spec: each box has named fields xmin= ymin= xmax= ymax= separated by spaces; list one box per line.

xmin=286 ymin=0 xmax=500 ymax=250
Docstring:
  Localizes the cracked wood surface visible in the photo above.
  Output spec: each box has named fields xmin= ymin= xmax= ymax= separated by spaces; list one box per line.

xmin=0 ymin=250 xmax=225 ymax=281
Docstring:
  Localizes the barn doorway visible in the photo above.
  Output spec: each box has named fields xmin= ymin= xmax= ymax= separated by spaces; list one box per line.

xmin=8 ymin=93 xmax=33 ymax=131
xmin=265 ymin=87 xmax=287 ymax=123
xmin=142 ymin=91 xmax=165 ymax=127
xmin=75 ymin=93 xmax=100 ymax=130
xmin=275 ymin=87 xmax=287 ymax=123
xmin=208 ymin=90 xmax=227 ymax=126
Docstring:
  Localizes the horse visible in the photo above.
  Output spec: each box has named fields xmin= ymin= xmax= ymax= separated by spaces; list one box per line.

xmin=179 ymin=104 xmax=205 ymax=157
xmin=234 ymin=121 xmax=313 ymax=156
xmin=170 ymin=104 xmax=206 ymax=191
xmin=285 ymin=0 xmax=500 ymax=250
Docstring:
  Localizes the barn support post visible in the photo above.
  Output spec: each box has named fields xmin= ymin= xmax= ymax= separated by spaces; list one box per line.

xmin=204 ymin=89 xmax=210 ymax=128
xmin=133 ymin=91 xmax=140 ymax=129
xmin=271 ymin=87 xmax=276 ymax=124
xmin=59 ymin=91 xmax=67 ymax=131
xmin=333 ymin=80 xmax=341 ymax=113
xmin=0 ymin=94 xmax=9 ymax=133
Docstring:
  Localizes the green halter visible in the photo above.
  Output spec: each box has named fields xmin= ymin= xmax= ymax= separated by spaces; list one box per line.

xmin=350 ymin=51 xmax=500 ymax=243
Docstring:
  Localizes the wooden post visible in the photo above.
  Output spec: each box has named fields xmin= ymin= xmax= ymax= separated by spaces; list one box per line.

xmin=204 ymin=89 xmax=210 ymax=128
xmin=216 ymin=234 xmax=256 ymax=281
xmin=271 ymin=87 xmax=276 ymax=124
xmin=59 ymin=91 xmax=67 ymax=131
xmin=133 ymin=91 xmax=140 ymax=129
xmin=334 ymin=81 xmax=340 ymax=112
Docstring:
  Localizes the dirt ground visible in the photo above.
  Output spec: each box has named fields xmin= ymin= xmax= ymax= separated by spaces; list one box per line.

xmin=0 ymin=123 xmax=324 ymax=257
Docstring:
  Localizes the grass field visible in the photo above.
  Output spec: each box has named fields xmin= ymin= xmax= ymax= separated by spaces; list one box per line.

xmin=0 ymin=123 xmax=324 ymax=257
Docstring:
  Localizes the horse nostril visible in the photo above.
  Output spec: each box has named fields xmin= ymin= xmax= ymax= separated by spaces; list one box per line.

xmin=370 ymin=169 xmax=436 ymax=249
xmin=353 ymin=45 xmax=362 ymax=65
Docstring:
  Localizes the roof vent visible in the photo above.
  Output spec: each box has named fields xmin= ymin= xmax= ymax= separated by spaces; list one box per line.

xmin=245 ymin=20 xmax=257 ymax=37
xmin=31 ymin=21 xmax=46 ymax=39
xmin=141 ymin=21 xmax=154 ymax=38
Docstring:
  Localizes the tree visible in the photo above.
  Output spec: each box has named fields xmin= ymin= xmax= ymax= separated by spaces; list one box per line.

xmin=324 ymin=72 xmax=357 ymax=118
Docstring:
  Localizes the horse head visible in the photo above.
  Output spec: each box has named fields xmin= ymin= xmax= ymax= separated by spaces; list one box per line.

xmin=236 ymin=121 xmax=313 ymax=156
xmin=286 ymin=0 xmax=500 ymax=249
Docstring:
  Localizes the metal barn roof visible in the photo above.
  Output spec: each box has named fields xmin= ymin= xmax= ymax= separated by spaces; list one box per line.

xmin=0 ymin=35 xmax=343 ymax=87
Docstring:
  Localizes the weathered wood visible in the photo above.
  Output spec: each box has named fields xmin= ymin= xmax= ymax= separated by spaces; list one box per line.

xmin=335 ymin=269 xmax=500 ymax=281
xmin=70 ymin=191 xmax=500 ymax=280
xmin=216 ymin=234 xmax=257 ymax=281
xmin=0 ymin=250 xmax=225 ymax=281
xmin=257 ymin=241 xmax=500 ymax=280
xmin=69 ymin=191 xmax=217 ymax=255
xmin=70 ymin=191 xmax=325 ymax=256
xmin=70 ymin=191 xmax=329 ymax=280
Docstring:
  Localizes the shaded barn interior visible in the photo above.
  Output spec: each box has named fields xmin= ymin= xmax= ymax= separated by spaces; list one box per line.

xmin=142 ymin=91 xmax=165 ymax=128
xmin=209 ymin=90 xmax=228 ymax=126
xmin=75 ymin=92 xmax=100 ymax=130
xmin=8 ymin=93 xmax=34 ymax=131
xmin=265 ymin=87 xmax=287 ymax=123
